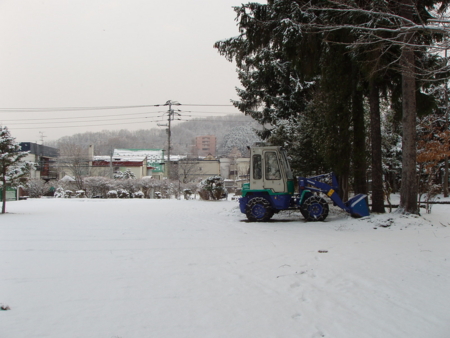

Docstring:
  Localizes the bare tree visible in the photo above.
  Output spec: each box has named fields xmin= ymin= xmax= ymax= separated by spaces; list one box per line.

xmin=178 ymin=158 xmax=201 ymax=183
xmin=26 ymin=179 xmax=50 ymax=198
xmin=56 ymin=142 xmax=90 ymax=190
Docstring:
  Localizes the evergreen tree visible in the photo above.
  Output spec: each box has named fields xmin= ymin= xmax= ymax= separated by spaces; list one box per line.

xmin=0 ymin=126 xmax=34 ymax=213
xmin=215 ymin=0 xmax=449 ymax=214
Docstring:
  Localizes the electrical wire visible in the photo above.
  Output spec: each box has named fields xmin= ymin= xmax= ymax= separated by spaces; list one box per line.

xmin=10 ymin=118 xmax=254 ymax=129
xmin=10 ymin=119 xmax=167 ymax=129
xmin=180 ymin=104 xmax=234 ymax=107
xmin=0 ymin=111 xmax=245 ymax=125
xmin=0 ymin=111 xmax=165 ymax=122
xmin=2 ymin=116 xmax=165 ymax=125
xmin=0 ymin=104 xmax=163 ymax=112
xmin=0 ymin=103 xmax=234 ymax=112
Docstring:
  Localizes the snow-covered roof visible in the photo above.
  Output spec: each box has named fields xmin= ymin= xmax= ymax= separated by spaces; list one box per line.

xmin=60 ymin=175 xmax=76 ymax=182
xmin=164 ymin=155 xmax=187 ymax=161
xmin=113 ymin=149 xmax=164 ymax=163
xmin=93 ymin=155 xmax=146 ymax=163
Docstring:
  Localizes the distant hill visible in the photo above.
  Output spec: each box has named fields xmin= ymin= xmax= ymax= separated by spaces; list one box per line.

xmin=47 ymin=115 xmax=262 ymax=157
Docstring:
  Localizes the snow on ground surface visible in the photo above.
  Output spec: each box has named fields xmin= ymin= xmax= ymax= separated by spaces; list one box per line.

xmin=1 ymin=197 xmax=450 ymax=338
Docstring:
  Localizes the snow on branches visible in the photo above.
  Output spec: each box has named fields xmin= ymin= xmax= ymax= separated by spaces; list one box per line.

xmin=0 ymin=126 xmax=35 ymax=213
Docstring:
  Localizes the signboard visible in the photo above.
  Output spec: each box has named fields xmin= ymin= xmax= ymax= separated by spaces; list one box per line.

xmin=0 ymin=187 xmax=17 ymax=201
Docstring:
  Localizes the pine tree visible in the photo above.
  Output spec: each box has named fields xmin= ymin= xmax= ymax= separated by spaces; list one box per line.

xmin=0 ymin=126 xmax=34 ymax=213
xmin=215 ymin=0 xmax=449 ymax=214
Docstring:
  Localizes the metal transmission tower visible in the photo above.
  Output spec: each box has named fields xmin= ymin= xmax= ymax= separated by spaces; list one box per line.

xmin=159 ymin=100 xmax=181 ymax=179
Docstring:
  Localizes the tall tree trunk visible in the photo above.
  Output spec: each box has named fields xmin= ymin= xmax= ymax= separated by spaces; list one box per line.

xmin=369 ymin=80 xmax=385 ymax=213
xmin=399 ymin=0 xmax=418 ymax=214
xmin=352 ymin=69 xmax=367 ymax=195
xmin=2 ymin=176 xmax=6 ymax=214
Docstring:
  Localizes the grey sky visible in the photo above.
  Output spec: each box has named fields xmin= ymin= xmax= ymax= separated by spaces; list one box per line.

xmin=0 ymin=0 xmax=262 ymax=143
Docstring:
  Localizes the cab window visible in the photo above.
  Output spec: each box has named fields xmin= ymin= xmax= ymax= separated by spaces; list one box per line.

xmin=265 ymin=152 xmax=281 ymax=180
xmin=253 ymin=154 xmax=262 ymax=179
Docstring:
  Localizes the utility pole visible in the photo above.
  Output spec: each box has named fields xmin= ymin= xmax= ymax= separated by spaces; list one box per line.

xmin=162 ymin=100 xmax=181 ymax=179
xmin=110 ymin=152 xmax=113 ymax=179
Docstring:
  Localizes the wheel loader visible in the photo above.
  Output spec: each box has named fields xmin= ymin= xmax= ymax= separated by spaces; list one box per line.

xmin=239 ymin=144 xmax=370 ymax=222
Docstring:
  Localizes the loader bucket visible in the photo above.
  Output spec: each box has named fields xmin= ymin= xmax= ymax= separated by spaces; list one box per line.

xmin=346 ymin=194 xmax=370 ymax=218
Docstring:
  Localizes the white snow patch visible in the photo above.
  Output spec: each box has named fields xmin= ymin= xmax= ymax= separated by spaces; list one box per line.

xmin=1 ymin=198 xmax=450 ymax=338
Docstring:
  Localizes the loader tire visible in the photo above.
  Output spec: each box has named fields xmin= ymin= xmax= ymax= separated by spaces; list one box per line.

xmin=301 ymin=196 xmax=329 ymax=222
xmin=245 ymin=197 xmax=274 ymax=222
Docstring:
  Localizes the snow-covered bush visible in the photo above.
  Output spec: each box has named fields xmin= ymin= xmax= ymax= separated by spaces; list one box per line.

xmin=114 ymin=168 xmax=136 ymax=180
xmin=117 ymin=179 xmax=138 ymax=196
xmin=138 ymin=177 xmax=159 ymax=198
xmin=155 ymin=192 xmax=161 ymax=199
xmin=133 ymin=191 xmax=144 ymax=198
xmin=117 ymin=189 xmax=129 ymax=198
xmin=107 ymin=190 xmax=118 ymax=198
xmin=183 ymin=188 xmax=193 ymax=200
xmin=150 ymin=179 xmax=177 ymax=199
xmin=64 ymin=190 xmax=74 ymax=198
xmin=199 ymin=176 xmax=226 ymax=200
xmin=75 ymin=190 xmax=86 ymax=198
xmin=84 ymin=176 xmax=112 ymax=198
xmin=26 ymin=179 xmax=50 ymax=198
xmin=54 ymin=187 xmax=65 ymax=198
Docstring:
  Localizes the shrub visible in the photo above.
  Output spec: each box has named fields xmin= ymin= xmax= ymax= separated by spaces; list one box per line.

xmin=199 ymin=176 xmax=226 ymax=200
xmin=54 ymin=187 xmax=65 ymax=198
xmin=75 ymin=190 xmax=86 ymax=198
xmin=117 ymin=189 xmax=129 ymax=198
xmin=133 ymin=191 xmax=144 ymax=198
xmin=26 ymin=179 xmax=50 ymax=198
xmin=84 ymin=176 xmax=112 ymax=198
xmin=64 ymin=190 xmax=74 ymax=198
xmin=183 ymin=189 xmax=193 ymax=200
xmin=107 ymin=190 xmax=118 ymax=198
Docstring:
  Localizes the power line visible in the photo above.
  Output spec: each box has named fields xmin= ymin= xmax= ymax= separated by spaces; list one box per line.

xmin=181 ymin=104 xmax=234 ymax=107
xmin=0 ymin=103 xmax=235 ymax=112
xmin=9 ymin=119 xmax=167 ymax=129
xmin=0 ymin=104 xmax=163 ymax=112
xmin=2 ymin=116 xmax=165 ymax=125
xmin=7 ymin=119 xmax=255 ymax=130
xmin=0 ymin=110 xmax=165 ymax=122
xmin=0 ymin=110 xmax=240 ymax=122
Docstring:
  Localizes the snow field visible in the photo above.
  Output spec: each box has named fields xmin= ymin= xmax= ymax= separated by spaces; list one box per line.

xmin=1 ymin=198 xmax=449 ymax=338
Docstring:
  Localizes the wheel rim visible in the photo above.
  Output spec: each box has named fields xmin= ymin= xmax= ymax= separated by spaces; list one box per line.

xmin=309 ymin=203 xmax=323 ymax=218
xmin=252 ymin=204 xmax=266 ymax=219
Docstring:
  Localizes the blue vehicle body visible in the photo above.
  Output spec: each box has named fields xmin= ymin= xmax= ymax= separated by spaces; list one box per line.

xmin=240 ymin=172 xmax=370 ymax=221
xmin=297 ymin=172 xmax=370 ymax=218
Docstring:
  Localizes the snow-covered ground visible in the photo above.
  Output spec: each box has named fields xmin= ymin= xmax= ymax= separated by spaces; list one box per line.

xmin=1 ymin=197 xmax=449 ymax=338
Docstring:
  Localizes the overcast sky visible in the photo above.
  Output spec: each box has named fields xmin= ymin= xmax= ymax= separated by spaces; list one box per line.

xmin=0 ymin=0 xmax=265 ymax=143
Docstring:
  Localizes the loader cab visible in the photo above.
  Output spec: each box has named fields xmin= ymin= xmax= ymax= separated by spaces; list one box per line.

xmin=246 ymin=145 xmax=294 ymax=195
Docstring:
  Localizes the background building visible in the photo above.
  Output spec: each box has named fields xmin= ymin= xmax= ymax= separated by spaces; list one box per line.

xmin=91 ymin=148 xmax=165 ymax=179
xmin=19 ymin=142 xmax=59 ymax=181
xmin=194 ymin=135 xmax=216 ymax=157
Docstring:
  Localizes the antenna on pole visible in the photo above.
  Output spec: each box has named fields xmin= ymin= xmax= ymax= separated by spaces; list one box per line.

xmin=39 ymin=131 xmax=46 ymax=145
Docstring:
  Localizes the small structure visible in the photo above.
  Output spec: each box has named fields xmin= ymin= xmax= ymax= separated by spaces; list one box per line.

xmin=113 ymin=149 xmax=165 ymax=179
xmin=19 ymin=142 xmax=59 ymax=181
xmin=176 ymin=154 xmax=220 ymax=183
xmin=92 ymin=156 xmax=148 ymax=179
xmin=91 ymin=148 xmax=166 ymax=179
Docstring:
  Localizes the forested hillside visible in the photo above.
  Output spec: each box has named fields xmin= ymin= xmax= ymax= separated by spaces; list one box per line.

xmin=48 ymin=115 xmax=261 ymax=157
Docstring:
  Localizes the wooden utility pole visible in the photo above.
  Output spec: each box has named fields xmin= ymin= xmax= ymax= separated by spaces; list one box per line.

xmin=163 ymin=100 xmax=181 ymax=179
